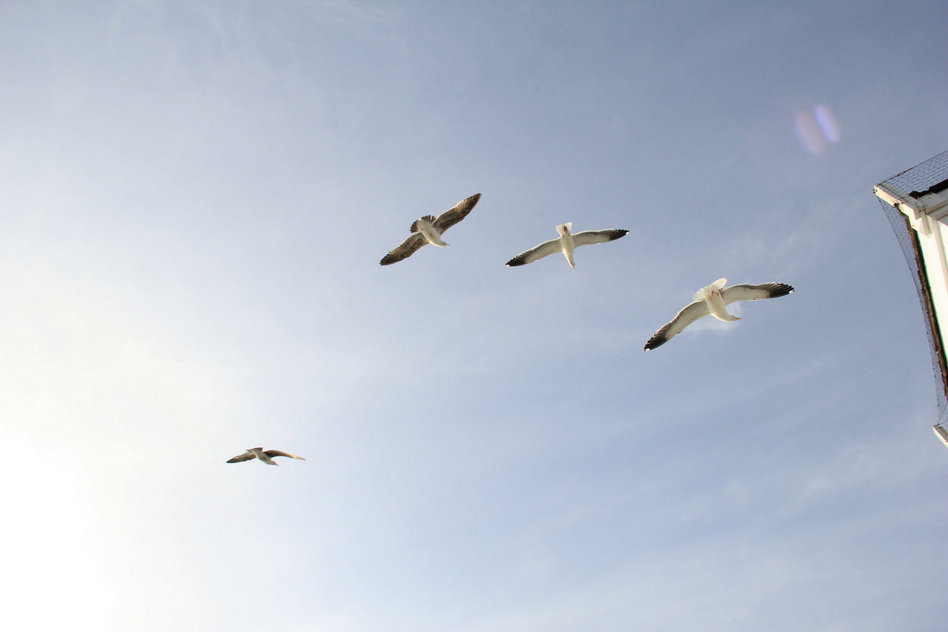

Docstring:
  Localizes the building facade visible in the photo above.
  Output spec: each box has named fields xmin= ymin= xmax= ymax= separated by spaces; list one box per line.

xmin=874 ymin=150 xmax=948 ymax=447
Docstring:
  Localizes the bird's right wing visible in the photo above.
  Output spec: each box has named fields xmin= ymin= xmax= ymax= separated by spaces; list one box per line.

xmin=505 ymin=239 xmax=561 ymax=266
xmin=226 ymin=451 xmax=255 ymax=463
xmin=644 ymin=300 xmax=710 ymax=350
xmin=380 ymin=233 xmax=427 ymax=265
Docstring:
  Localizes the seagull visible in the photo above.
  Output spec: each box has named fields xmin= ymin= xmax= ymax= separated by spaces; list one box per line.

xmin=379 ymin=193 xmax=481 ymax=265
xmin=505 ymin=223 xmax=628 ymax=268
xmin=226 ymin=447 xmax=306 ymax=466
xmin=644 ymin=278 xmax=794 ymax=350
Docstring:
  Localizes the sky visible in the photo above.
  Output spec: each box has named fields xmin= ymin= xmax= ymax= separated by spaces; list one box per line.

xmin=2 ymin=1 xmax=947 ymax=630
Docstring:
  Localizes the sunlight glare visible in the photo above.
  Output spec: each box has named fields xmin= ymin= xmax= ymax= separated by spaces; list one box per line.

xmin=0 ymin=439 xmax=114 ymax=628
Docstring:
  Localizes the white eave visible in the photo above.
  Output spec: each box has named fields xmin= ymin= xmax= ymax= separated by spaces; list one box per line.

xmin=934 ymin=424 xmax=948 ymax=449
xmin=874 ymin=182 xmax=931 ymax=235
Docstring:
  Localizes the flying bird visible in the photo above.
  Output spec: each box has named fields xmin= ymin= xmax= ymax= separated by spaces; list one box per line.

xmin=226 ymin=447 xmax=306 ymax=466
xmin=380 ymin=193 xmax=481 ymax=265
xmin=644 ymin=278 xmax=794 ymax=350
xmin=506 ymin=223 xmax=628 ymax=268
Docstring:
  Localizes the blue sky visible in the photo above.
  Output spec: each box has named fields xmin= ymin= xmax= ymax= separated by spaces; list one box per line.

xmin=2 ymin=1 xmax=947 ymax=630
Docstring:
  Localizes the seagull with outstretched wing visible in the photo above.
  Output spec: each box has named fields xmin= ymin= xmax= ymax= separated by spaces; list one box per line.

xmin=506 ymin=222 xmax=628 ymax=269
xmin=380 ymin=193 xmax=481 ymax=265
xmin=227 ymin=447 xmax=306 ymax=466
xmin=644 ymin=278 xmax=794 ymax=350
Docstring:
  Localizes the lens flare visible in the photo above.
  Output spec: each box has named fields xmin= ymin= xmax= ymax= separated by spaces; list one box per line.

xmin=814 ymin=104 xmax=840 ymax=143
xmin=794 ymin=104 xmax=840 ymax=154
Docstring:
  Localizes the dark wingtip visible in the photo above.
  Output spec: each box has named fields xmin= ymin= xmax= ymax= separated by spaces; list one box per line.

xmin=506 ymin=257 xmax=526 ymax=267
xmin=770 ymin=283 xmax=794 ymax=297
xmin=644 ymin=336 xmax=667 ymax=351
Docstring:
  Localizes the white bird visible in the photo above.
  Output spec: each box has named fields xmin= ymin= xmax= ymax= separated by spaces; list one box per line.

xmin=226 ymin=447 xmax=306 ymax=466
xmin=506 ymin=223 xmax=628 ymax=268
xmin=644 ymin=278 xmax=794 ymax=350
xmin=380 ymin=193 xmax=481 ymax=265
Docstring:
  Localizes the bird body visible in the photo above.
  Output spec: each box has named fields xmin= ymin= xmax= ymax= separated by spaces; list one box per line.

xmin=380 ymin=193 xmax=481 ymax=265
xmin=227 ymin=447 xmax=306 ymax=465
xmin=249 ymin=447 xmax=278 ymax=465
xmin=556 ymin=223 xmax=577 ymax=268
xmin=412 ymin=215 xmax=449 ymax=247
xmin=506 ymin=223 xmax=628 ymax=268
xmin=695 ymin=277 xmax=741 ymax=322
xmin=645 ymin=278 xmax=793 ymax=350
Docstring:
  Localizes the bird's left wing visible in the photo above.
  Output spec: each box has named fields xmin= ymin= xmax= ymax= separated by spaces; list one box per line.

xmin=572 ymin=229 xmax=628 ymax=247
xmin=722 ymin=283 xmax=794 ymax=304
xmin=226 ymin=451 xmax=255 ymax=463
xmin=434 ymin=193 xmax=481 ymax=233
xmin=264 ymin=450 xmax=306 ymax=460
